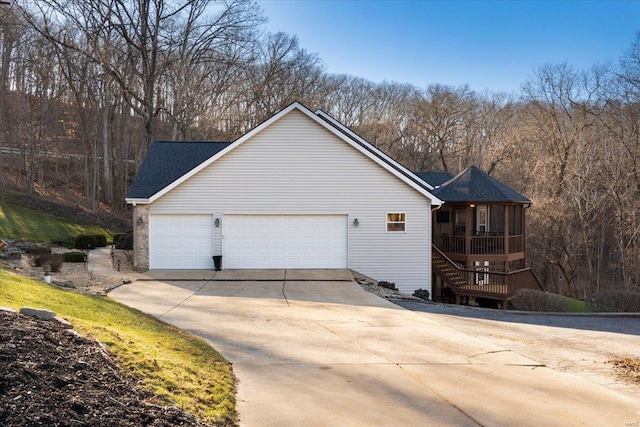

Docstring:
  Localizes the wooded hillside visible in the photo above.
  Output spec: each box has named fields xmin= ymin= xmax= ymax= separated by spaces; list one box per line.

xmin=1 ymin=1 xmax=640 ymax=299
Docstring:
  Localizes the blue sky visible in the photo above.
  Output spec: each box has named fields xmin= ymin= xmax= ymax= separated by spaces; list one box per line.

xmin=257 ymin=0 xmax=640 ymax=93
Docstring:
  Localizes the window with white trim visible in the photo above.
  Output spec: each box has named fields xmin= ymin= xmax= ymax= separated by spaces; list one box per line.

xmin=386 ymin=212 xmax=406 ymax=232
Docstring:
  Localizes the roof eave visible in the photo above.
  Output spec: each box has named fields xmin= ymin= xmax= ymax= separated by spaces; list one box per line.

xmin=139 ymin=103 xmax=309 ymax=204
xmin=130 ymin=102 xmax=444 ymax=207
xmin=436 ymin=199 xmax=531 ymax=204
xmin=125 ymin=197 xmax=150 ymax=205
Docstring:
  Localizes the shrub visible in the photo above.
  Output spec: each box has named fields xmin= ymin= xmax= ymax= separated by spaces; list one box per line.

xmin=93 ymin=234 xmax=108 ymax=247
xmin=509 ymin=289 xmax=570 ymax=312
xmin=378 ymin=281 xmax=397 ymax=290
xmin=26 ymin=246 xmax=51 ymax=255
xmin=590 ymin=290 xmax=640 ymax=312
xmin=63 ymin=251 xmax=87 ymax=263
xmin=52 ymin=238 xmax=75 ymax=249
xmin=74 ymin=234 xmax=98 ymax=250
xmin=112 ymin=233 xmax=125 ymax=246
xmin=413 ymin=288 xmax=430 ymax=300
xmin=31 ymin=253 xmax=64 ymax=272
xmin=115 ymin=232 xmax=133 ymax=250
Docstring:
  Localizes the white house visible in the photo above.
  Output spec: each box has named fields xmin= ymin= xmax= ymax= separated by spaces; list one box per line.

xmin=125 ymin=102 xmax=443 ymax=294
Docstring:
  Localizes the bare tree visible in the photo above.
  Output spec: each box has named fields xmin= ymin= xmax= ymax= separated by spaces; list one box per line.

xmin=404 ymin=84 xmax=475 ymax=172
xmin=522 ymin=63 xmax=607 ymax=296
xmin=239 ymin=32 xmax=324 ymax=127
xmin=19 ymin=0 xmax=264 ymax=147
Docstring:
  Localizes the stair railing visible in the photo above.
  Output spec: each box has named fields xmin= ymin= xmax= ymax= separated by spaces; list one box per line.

xmin=432 ymin=245 xmax=544 ymax=299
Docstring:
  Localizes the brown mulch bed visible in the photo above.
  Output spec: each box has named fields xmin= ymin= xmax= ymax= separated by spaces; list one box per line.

xmin=0 ymin=310 xmax=208 ymax=426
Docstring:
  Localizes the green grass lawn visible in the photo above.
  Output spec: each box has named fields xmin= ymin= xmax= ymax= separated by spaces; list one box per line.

xmin=0 ymin=200 xmax=118 ymax=243
xmin=0 ymin=270 xmax=237 ymax=425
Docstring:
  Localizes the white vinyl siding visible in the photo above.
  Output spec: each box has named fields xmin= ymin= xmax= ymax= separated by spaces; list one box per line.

xmin=150 ymin=109 xmax=433 ymax=294
xmin=224 ymin=215 xmax=347 ymax=269
xmin=149 ymin=214 xmax=213 ymax=269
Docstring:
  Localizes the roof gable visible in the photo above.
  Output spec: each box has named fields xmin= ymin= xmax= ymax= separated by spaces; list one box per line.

xmin=433 ymin=165 xmax=530 ymax=203
xmin=126 ymin=141 xmax=229 ymax=200
xmin=126 ymin=102 xmax=442 ymax=205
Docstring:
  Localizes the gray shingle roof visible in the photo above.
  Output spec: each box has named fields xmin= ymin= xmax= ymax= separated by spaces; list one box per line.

xmin=126 ymin=141 xmax=230 ymax=199
xmin=414 ymin=171 xmax=455 ymax=187
xmin=432 ymin=165 xmax=530 ymax=203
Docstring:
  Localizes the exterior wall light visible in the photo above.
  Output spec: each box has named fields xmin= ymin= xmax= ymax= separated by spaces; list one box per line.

xmin=137 ymin=216 xmax=144 ymax=225
xmin=214 ymin=218 xmax=221 ymax=228
xmin=353 ymin=218 xmax=359 ymax=227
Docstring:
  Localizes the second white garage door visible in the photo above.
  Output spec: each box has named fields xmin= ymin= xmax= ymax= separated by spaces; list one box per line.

xmin=223 ymin=215 xmax=348 ymax=269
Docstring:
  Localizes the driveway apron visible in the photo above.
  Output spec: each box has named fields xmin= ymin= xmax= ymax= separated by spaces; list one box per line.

xmin=108 ymin=272 xmax=640 ymax=426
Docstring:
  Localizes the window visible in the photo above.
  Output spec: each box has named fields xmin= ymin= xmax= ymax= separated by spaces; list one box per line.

xmin=386 ymin=213 xmax=406 ymax=232
xmin=475 ymin=205 xmax=488 ymax=234
xmin=490 ymin=205 xmax=505 ymax=234
xmin=436 ymin=210 xmax=450 ymax=223
xmin=508 ymin=205 xmax=523 ymax=235
xmin=453 ymin=206 xmax=466 ymax=234
xmin=474 ymin=260 xmax=490 ymax=285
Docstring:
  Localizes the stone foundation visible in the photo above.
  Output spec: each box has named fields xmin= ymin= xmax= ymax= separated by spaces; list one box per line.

xmin=133 ymin=205 xmax=149 ymax=271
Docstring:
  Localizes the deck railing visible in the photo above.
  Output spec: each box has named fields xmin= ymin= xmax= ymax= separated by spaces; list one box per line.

xmin=435 ymin=235 xmax=465 ymax=254
xmin=432 ymin=245 xmax=543 ymax=301
xmin=435 ymin=234 xmax=524 ymax=255
xmin=470 ymin=235 xmax=503 ymax=254
xmin=508 ymin=235 xmax=524 ymax=253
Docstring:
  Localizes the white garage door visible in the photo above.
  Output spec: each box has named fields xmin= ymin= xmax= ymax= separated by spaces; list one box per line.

xmin=223 ymin=215 xmax=348 ymax=269
xmin=149 ymin=214 xmax=214 ymax=269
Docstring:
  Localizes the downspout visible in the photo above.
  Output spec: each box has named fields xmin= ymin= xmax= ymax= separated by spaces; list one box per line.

xmin=523 ymin=203 xmax=531 ymax=269
xmin=429 ymin=202 xmax=444 ymax=301
xmin=132 ymin=201 xmax=138 ymax=270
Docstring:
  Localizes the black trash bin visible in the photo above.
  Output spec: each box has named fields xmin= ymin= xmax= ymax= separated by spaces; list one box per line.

xmin=213 ymin=255 xmax=222 ymax=271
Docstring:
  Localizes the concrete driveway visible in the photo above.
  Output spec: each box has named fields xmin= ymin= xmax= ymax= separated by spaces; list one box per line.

xmin=108 ymin=270 xmax=640 ymax=426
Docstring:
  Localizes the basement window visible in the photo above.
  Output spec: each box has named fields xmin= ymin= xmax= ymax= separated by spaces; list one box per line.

xmin=386 ymin=213 xmax=406 ymax=232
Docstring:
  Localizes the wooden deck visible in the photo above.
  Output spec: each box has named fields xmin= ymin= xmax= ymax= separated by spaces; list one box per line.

xmin=432 ymin=245 xmax=544 ymax=305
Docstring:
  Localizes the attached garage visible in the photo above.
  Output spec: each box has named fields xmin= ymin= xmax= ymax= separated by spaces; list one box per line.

xmin=127 ymin=102 xmax=443 ymax=294
xmin=223 ymin=215 xmax=348 ymax=269
xmin=149 ymin=214 xmax=214 ymax=269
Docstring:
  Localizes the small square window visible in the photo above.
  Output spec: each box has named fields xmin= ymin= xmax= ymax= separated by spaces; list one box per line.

xmin=386 ymin=212 xmax=406 ymax=232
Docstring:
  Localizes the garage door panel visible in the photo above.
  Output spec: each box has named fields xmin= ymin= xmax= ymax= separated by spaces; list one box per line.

xmin=149 ymin=214 xmax=213 ymax=269
xmin=224 ymin=215 xmax=347 ymax=269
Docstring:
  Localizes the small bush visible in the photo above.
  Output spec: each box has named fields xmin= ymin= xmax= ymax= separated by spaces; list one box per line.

xmin=378 ymin=281 xmax=397 ymax=290
xmin=509 ymin=289 xmax=570 ymax=312
xmin=63 ymin=251 xmax=87 ymax=263
xmin=413 ymin=288 xmax=430 ymax=300
xmin=26 ymin=246 xmax=51 ymax=255
xmin=52 ymin=238 xmax=75 ymax=249
xmin=115 ymin=232 xmax=133 ymax=250
xmin=31 ymin=253 xmax=64 ymax=273
xmin=590 ymin=290 xmax=640 ymax=312
xmin=112 ymin=233 xmax=125 ymax=246
xmin=74 ymin=234 xmax=98 ymax=250
xmin=93 ymin=234 xmax=108 ymax=247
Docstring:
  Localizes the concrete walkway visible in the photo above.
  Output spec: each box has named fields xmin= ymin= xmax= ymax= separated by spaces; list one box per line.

xmin=94 ymin=251 xmax=640 ymax=426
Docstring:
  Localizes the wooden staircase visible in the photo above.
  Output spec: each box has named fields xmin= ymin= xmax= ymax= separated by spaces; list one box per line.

xmin=432 ymin=247 xmax=467 ymax=288
xmin=431 ymin=244 xmax=544 ymax=304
